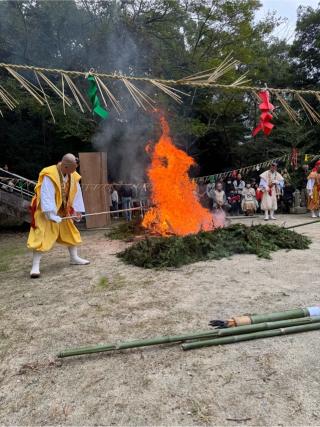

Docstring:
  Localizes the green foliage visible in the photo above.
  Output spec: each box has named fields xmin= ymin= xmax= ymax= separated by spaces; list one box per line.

xmin=107 ymin=219 xmax=146 ymax=241
xmin=0 ymin=0 xmax=319 ymax=179
xmin=118 ymin=224 xmax=311 ymax=269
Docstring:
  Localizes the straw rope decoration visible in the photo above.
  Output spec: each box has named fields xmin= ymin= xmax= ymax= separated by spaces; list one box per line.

xmin=0 ymin=60 xmax=320 ymax=124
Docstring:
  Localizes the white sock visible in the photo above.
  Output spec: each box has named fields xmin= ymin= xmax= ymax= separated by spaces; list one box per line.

xmin=68 ymin=246 xmax=90 ymax=265
xmin=30 ymin=251 xmax=42 ymax=278
xmin=311 ymin=211 xmax=316 ymax=218
xmin=264 ymin=211 xmax=269 ymax=220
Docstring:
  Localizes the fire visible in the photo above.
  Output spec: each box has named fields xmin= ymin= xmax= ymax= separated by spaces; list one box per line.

xmin=142 ymin=115 xmax=214 ymax=236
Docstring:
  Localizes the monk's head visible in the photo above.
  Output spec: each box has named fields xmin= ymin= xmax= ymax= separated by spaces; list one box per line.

xmin=60 ymin=153 xmax=77 ymax=175
xmin=271 ymin=162 xmax=277 ymax=172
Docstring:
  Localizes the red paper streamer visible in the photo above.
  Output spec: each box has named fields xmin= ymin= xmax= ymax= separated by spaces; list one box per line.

xmin=252 ymin=91 xmax=274 ymax=137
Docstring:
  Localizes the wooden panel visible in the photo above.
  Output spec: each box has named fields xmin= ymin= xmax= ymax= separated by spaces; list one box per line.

xmin=79 ymin=152 xmax=110 ymax=228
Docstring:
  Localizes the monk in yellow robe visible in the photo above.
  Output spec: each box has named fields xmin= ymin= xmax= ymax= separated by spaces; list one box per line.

xmin=307 ymin=161 xmax=320 ymax=218
xmin=28 ymin=153 xmax=89 ymax=278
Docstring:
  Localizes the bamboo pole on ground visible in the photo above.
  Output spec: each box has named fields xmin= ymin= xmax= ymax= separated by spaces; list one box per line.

xmin=57 ymin=316 xmax=320 ymax=358
xmin=182 ymin=321 xmax=320 ymax=351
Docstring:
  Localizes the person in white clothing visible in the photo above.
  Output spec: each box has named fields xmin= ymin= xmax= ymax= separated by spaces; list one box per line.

xmin=259 ymin=162 xmax=284 ymax=220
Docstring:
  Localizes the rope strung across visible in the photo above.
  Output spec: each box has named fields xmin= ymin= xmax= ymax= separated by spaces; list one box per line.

xmin=1 ymin=62 xmax=320 ymax=96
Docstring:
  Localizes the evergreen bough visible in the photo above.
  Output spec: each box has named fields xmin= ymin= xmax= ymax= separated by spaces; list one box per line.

xmin=117 ymin=224 xmax=311 ymax=269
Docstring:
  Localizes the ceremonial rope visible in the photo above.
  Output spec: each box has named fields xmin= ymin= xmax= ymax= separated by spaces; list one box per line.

xmin=1 ymin=62 xmax=320 ymax=95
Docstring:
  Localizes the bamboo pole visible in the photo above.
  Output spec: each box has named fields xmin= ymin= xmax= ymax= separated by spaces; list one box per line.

xmin=57 ymin=316 xmax=320 ymax=358
xmin=182 ymin=320 xmax=320 ymax=351
xmin=286 ymin=219 xmax=320 ymax=230
xmin=209 ymin=307 xmax=311 ymax=327
xmin=62 ymin=206 xmax=147 ymax=221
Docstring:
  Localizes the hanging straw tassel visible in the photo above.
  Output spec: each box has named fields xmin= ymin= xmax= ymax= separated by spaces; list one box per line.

xmin=5 ymin=67 xmax=45 ymax=105
xmin=95 ymin=76 xmax=123 ymax=114
xmin=230 ymin=71 xmax=251 ymax=87
xmin=34 ymin=72 xmax=56 ymax=123
xmin=0 ymin=87 xmax=16 ymax=110
xmin=182 ymin=53 xmax=240 ymax=84
xmin=61 ymin=74 xmax=66 ymax=115
xmin=122 ymin=78 xmax=155 ymax=110
xmin=296 ymin=93 xmax=320 ymax=124
xmin=62 ymin=73 xmax=91 ymax=113
xmin=150 ymin=80 xmax=189 ymax=103
xmin=275 ymin=92 xmax=300 ymax=124
xmin=37 ymin=71 xmax=72 ymax=107
xmin=0 ymin=84 xmax=19 ymax=109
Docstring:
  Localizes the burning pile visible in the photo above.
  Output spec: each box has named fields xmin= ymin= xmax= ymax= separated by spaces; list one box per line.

xmin=142 ymin=115 xmax=213 ymax=236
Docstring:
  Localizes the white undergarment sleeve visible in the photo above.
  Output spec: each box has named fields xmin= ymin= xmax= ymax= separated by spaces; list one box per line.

xmin=72 ymin=182 xmax=85 ymax=213
xmin=41 ymin=176 xmax=57 ymax=213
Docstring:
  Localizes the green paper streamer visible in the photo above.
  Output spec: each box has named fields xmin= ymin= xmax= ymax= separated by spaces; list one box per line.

xmin=87 ymin=75 xmax=109 ymax=119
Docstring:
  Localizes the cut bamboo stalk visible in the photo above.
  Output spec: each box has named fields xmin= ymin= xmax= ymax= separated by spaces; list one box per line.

xmin=210 ymin=307 xmax=311 ymax=327
xmin=182 ymin=320 xmax=320 ymax=350
xmin=286 ymin=219 xmax=320 ymax=229
xmin=57 ymin=316 xmax=320 ymax=358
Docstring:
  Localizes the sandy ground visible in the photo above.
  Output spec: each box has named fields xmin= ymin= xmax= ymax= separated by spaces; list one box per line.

xmin=1 ymin=214 xmax=320 ymax=426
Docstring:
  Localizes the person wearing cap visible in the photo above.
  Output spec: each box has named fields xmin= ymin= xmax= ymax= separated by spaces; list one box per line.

xmin=259 ymin=162 xmax=284 ymax=220
xmin=27 ymin=153 xmax=89 ymax=278
xmin=306 ymin=160 xmax=320 ymax=218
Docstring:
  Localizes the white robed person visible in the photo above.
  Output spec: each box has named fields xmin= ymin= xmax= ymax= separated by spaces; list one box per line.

xmin=27 ymin=153 xmax=90 ymax=278
xmin=259 ymin=162 xmax=284 ymax=220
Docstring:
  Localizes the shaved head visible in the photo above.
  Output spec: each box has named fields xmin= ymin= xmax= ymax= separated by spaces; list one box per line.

xmin=60 ymin=153 xmax=77 ymax=175
xmin=61 ymin=153 xmax=77 ymax=165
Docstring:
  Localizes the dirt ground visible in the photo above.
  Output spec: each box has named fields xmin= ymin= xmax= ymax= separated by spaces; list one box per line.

xmin=1 ymin=214 xmax=320 ymax=426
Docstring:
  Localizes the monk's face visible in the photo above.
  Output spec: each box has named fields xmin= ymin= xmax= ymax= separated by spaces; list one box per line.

xmin=271 ymin=164 xmax=277 ymax=172
xmin=60 ymin=161 xmax=77 ymax=175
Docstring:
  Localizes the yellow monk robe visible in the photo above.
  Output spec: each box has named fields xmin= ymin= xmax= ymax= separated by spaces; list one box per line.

xmin=27 ymin=165 xmax=82 ymax=252
xmin=307 ymin=170 xmax=320 ymax=211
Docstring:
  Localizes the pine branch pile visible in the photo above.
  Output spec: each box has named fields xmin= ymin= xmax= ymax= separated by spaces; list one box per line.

xmin=107 ymin=219 xmax=146 ymax=241
xmin=118 ymin=224 xmax=311 ymax=269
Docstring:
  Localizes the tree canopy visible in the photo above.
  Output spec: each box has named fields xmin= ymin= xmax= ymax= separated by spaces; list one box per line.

xmin=0 ymin=0 xmax=319 ymax=183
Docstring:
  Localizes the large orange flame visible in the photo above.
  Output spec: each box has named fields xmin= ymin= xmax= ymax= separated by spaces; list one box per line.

xmin=142 ymin=116 xmax=214 ymax=236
